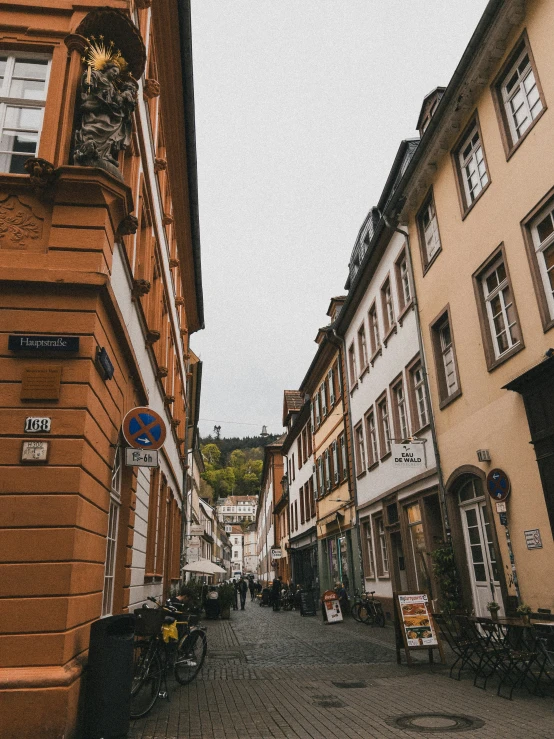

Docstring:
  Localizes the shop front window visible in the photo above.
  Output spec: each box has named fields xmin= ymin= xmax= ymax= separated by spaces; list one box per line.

xmin=406 ymin=502 xmax=429 ymax=591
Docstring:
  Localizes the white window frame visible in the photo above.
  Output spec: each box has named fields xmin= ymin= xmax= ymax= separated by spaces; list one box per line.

xmin=394 ymin=381 xmax=409 ymax=441
xmin=412 ymin=364 xmax=429 ymax=430
xmin=420 ymin=197 xmax=441 ymax=263
xmin=328 ymin=368 xmax=335 ymax=406
xmin=502 ymin=46 xmax=543 ymax=145
xmin=481 ymin=258 xmax=520 ymax=359
xmin=348 ymin=343 xmax=357 ymax=387
xmin=377 ymin=517 xmax=389 ymax=575
xmin=369 ymin=304 xmax=380 ymax=354
xmin=324 ymin=448 xmax=331 ymax=491
xmin=366 ymin=409 xmax=378 ymax=467
xmin=399 ymin=254 xmax=411 ymax=306
xmin=0 ymin=52 xmax=52 ymax=174
xmin=340 ymin=434 xmax=347 ymax=481
xmin=458 ymin=124 xmax=488 ymax=205
xmin=378 ymin=397 xmax=391 ymax=456
xmin=354 ymin=423 xmax=367 ymax=473
xmin=364 ymin=520 xmax=375 ymax=578
xmin=320 ymin=382 xmax=327 ymax=418
xmin=439 ymin=317 xmax=459 ymax=396
xmin=358 ymin=323 xmax=368 ymax=370
xmin=531 ymin=205 xmax=554 ymax=319
xmin=332 ymin=440 xmax=339 ymax=485
xmin=382 ymin=279 xmax=395 ymax=331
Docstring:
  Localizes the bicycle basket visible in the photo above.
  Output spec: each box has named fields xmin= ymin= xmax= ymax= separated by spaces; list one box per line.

xmin=134 ymin=608 xmax=164 ymax=636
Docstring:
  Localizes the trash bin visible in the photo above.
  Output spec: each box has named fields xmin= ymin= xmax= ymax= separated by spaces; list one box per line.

xmin=84 ymin=613 xmax=135 ymax=738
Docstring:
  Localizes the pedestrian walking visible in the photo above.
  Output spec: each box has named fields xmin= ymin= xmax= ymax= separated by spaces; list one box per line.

xmin=232 ymin=579 xmax=239 ymax=610
xmin=238 ymin=576 xmax=248 ymax=610
xmin=248 ymin=578 xmax=256 ymax=601
xmin=271 ymin=576 xmax=281 ymax=611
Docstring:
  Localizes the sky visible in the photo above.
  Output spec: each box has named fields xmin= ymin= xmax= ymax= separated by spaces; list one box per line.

xmin=190 ymin=0 xmax=489 ymax=440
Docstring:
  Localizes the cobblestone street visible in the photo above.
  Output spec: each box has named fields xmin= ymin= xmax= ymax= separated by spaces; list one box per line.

xmin=128 ymin=602 xmax=553 ymax=739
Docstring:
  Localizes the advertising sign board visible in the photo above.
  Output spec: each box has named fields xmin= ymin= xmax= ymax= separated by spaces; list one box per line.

xmin=321 ymin=590 xmax=343 ymax=624
xmin=394 ymin=591 xmax=444 ymax=666
xmin=392 ymin=443 xmax=425 ymax=469
xmin=270 ymin=548 xmax=282 ymax=559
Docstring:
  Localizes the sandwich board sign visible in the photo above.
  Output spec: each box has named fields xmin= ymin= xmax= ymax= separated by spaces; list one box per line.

xmin=394 ymin=591 xmax=444 ymax=666
xmin=321 ymin=590 xmax=343 ymax=624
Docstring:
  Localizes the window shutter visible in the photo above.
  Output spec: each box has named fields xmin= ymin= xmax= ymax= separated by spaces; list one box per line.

xmin=315 ymin=397 xmax=320 ymax=426
xmin=328 ymin=369 xmax=335 ymax=406
xmin=321 ymin=384 xmax=327 ymax=418
xmin=333 ymin=441 xmax=339 ymax=484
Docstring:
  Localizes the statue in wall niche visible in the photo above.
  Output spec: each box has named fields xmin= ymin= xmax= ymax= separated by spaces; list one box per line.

xmin=73 ymin=38 xmax=138 ymax=180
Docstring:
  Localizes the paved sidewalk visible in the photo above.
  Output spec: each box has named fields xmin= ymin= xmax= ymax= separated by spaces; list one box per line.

xmin=129 ymin=602 xmax=554 ymax=738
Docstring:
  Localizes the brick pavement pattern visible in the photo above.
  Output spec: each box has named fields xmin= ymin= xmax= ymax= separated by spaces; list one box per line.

xmin=129 ymin=600 xmax=553 ymax=738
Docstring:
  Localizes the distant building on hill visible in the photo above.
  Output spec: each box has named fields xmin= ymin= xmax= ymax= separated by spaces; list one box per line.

xmin=216 ymin=495 xmax=258 ymax=523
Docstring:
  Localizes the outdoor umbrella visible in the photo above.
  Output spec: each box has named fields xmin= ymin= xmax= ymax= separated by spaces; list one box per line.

xmin=182 ymin=559 xmax=226 ymax=575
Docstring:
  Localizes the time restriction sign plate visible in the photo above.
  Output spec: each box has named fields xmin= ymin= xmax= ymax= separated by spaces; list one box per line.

xmin=122 ymin=406 xmax=167 ymax=450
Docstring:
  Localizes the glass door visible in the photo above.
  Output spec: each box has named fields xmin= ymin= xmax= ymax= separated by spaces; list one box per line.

xmin=458 ymin=478 xmax=502 ymax=616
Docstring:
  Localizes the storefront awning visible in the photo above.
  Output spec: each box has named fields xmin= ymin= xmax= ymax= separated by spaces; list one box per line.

xmin=318 ymin=510 xmax=345 ymax=528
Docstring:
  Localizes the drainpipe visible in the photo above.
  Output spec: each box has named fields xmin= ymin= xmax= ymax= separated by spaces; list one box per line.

xmin=328 ymin=328 xmax=365 ymax=594
xmin=382 ymin=215 xmax=451 ymax=538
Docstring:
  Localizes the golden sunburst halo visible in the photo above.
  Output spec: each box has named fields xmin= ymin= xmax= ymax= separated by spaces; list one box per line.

xmin=84 ymin=37 xmax=128 ymax=74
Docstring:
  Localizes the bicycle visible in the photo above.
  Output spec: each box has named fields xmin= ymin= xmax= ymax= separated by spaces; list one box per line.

xmin=130 ymin=597 xmax=207 ymax=719
xmin=359 ymin=591 xmax=386 ymax=627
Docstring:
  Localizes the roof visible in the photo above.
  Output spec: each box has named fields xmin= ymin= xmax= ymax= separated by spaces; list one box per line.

xmin=283 ymin=390 xmax=305 ymax=426
xmin=218 ymin=495 xmax=258 ymax=506
xmin=230 ymin=525 xmax=244 ymax=534
xmin=416 ymin=86 xmax=446 ymax=131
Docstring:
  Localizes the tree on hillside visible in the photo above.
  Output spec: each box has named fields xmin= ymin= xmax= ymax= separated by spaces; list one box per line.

xmin=199 ymin=437 xmax=266 ymax=502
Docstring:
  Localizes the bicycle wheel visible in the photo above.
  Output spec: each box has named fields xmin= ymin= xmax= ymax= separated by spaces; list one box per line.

xmin=174 ymin=629 xmax=207 ymax=685
xmin=375 ymin=605 xmax=386 ymax=627
xmin=130 ymin=642 xmax=162 ymax=719
xmin=360 ymin=604 xmax=374 ymax=625
xmin=351 ymin=603 xmax=360 ymax=622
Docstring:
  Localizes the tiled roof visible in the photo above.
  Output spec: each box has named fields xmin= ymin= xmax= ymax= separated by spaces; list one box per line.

xmin=283 ymin=390 xmax=305 ymax=425
xmin=219 ymin=495 xmax=257 ymax=506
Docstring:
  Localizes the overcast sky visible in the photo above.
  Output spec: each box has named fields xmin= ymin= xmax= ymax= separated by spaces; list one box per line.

xmin=190 ymin=0 xmax=489 ymax=439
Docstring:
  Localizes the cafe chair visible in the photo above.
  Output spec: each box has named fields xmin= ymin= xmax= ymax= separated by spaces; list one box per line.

xmin=433 ymin=613 xmax=481 ymax=681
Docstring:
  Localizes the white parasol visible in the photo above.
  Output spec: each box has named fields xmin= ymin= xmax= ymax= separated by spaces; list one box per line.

xmin=182 ymin=559 xmax=226 ymax=575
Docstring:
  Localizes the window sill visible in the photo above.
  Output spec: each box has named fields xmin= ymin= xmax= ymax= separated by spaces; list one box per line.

xmin=439 ymin=387 xmax=462 ymax=410
xmin=413 ymin=422 xmax=431 ymax=436
xmin=377 ymin=573 xmax=390 ymax=581
xmin=505 ymin=106 xmax=547 ymax=162
xmin=356 ymin=470 xmax=367 ymax=480
xmin=486 ymin=341 xmax=524 ymax=372
xmin=370 ymin=346 xmax=382 ymax=366
xmin=397 ymin=300 xmax=414 ymax=327
xmin=367 ymin=461 xmax=380 ymax=472
xmin=364 ymin=574 xmax=376 ymax=581
xmin=350 ymin=381 xmax=359 ymax=396
xmin=460 ymin=180 xmax=491 ymax=222
xmin=359 ymin=365 xmax=369 ymax=381
xmin=422 ymin=247 xmax=442 ymax=277
xmin=383 ymin=323 xmax=397 ymax=347
xmin=379 ymin=451 xmax=392 ymax=462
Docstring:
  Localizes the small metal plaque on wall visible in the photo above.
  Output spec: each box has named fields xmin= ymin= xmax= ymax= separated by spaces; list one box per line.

xmin=20 ymin=365 xmax=62 ymax=400
xmin=524 ymin=529 xmax=542 ymax=550
xmin=21 ymin=440 xmax=49 ymax=463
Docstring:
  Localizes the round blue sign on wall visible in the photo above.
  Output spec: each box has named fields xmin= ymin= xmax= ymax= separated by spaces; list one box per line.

xmin=486 ymin=468 xmax=511 ymax=501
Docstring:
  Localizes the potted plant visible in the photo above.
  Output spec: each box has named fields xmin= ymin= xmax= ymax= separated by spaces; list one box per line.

xmin=516 ymin=603 xmax=532 ymax=624
xmin=487 ymin=601 xmax=501 ymax=622
xmin=218 ymin=583 xmax=235 ymax=619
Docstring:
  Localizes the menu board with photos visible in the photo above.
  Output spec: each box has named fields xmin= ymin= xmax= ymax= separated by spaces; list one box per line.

xmin=394 ymin=592 xmax=444 ymax=665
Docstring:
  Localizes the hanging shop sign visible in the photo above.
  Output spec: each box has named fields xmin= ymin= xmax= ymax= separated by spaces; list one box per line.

xmin=124 ymin=448 xmax=159 ymax=468
xmin=486 ymin=468 xmax=511 ymax=501
xmin=9 ymin=335 xmax=80 ymax=352
xmin=392 ymin=443 xmax=425 ymax=469
xmin=21 ymin=440 xmax=49 ymax=463
xmin=270 ymin=548 xmax=282 ymax=560
xmin=394 ymin=592 xmax=444 ymax=666
xmin=524 ymin=529 xmax=542 ymax=550
xmin=122 ymin=406 xmax=166 ymax=450
xmin=24 ymin=417 xmax=51 ymax=433
xmin=321 ymin=589 xmax=343 ymax=624
xmin=21 ymin=365 xmax=62 ymax=401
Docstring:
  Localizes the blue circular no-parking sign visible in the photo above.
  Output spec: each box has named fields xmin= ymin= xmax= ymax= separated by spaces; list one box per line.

xmin=122 ymin=407 xmax=166 ymax=450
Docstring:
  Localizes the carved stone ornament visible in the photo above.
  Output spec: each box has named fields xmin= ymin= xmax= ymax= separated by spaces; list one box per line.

xmin=23 ymin=158 xmax=58 ymax=196
xmin=180 ymin=328 xmax=188 ymax=336
xmin=169 ymin=258 xmax=179 ymax=268
xmin=156 ymin=366 xmax=168 ymax=379
xmin=162 ymin=214 xmax=173 ymax=226
xmin=145 ymin=329 xmax=161 ymax=345
xmin=164 ymin=394 xmax=175 ymax=406
xmin=0 ymin=193 xmax=44 ymax=251
xmin=171 ymin=419 xmax=181 ymax=428
xmin=143 ymin=78 xmax=160 ymax=99
xmin=131 ymin=278 xmax=151 ymax=298
xmin=154 ymin=157 xmax=167 ymax=173
xmin=72 ymin=38 xmax=139 ymax=181
xmin=175 ymin=297 xmax=185 ymax=307
xmin=118 ymin=213 xmax=139 ymax=236
xmin=183 ymin=352 xmax=191 ymax=361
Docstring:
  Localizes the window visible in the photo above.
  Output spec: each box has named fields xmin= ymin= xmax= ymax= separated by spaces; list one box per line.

xmin=320 ymin=382 xmax=327 ymax=418
xmin=527 ymin=199 xmax=554 ymax=327
xmin=0 ymin=54 xmax=51 ymax=173
xmin=455 ymin=119 xmax=489 ymax=209
xmin=392 ymin=379 xmax=409 ymax=442
xmin=377 ymin=395 xmax=391 ymax=457
xmin=395 ymin=250 xmax=412 ymax=313
xmin=365 ymin=409 xmax=378 ymax=468
xmin=408 ymin=360 xmax=429 ymax=430
xmin=324 ymin=449 xmax=331 ymax=491
xmin=332 ymin=440 xmax=339 ymax=485
xmin=368 ymin=303 xmax=380 ymax=357
xmin=348 ymin=342 xmax=357 ymax=387
xmin=493 ymin=35 xmax=545 ymax=155
xmin=431 ymin=308 xmax=461 ymax=405
xmin=417 ymin=190 xmax=441 ymax=268
xmin=307 ymin=422 xmax=313 ymax=456
xmin=328 ymin=368 xmax=335 ymax=406
xmin=299 ymin=483 xmax=305 ymax=524
xmin=314 ymin=396 xmax=320 ymax=427
xmin=362 ymin=520 xmax=375 ymax=578
xmin=358 ymin=323 xmax=368 ymax=371
xmin=474 ymin=251 xmax=522 ymax=367
xmin=339 ymin=433 xmax=348 ymax=481
xmin=308 ymin=477 xmax=316 ymax=518
xmin=297 ymin=437 xmax=303 ymax=469
xmin=375 ymin=516 xmax=389 ymax=576
xmin=102 ymin=447 xmax=122 ymax=616
xmin=354 ymin=423 xmax=367 ymax=475
xmin=304 ymin=484 xmax=311 ymax=522
xmin=381 ymin=277 xmax=395 ymax=335
xmin=317 ymin=456 xmax=324 ymax=497
xmin=291 ymin=453 xmax=296 ymax=481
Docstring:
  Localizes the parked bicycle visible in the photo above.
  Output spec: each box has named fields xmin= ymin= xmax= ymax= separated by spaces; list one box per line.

xmin=351 ymin=590 xmax=386 ymax=627
xmin=130 ymin=596 xmax=207 ymax=719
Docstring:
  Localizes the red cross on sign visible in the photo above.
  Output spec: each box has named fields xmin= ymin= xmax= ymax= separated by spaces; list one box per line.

xmin=122 ymin=406 xmax=167 ymax=450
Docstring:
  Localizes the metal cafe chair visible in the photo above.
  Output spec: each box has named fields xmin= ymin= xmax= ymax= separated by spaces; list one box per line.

xmin=432 ymin=613 xmax=481 ymax=681
xmin=529 ymin=624 xmax=554 ymax=699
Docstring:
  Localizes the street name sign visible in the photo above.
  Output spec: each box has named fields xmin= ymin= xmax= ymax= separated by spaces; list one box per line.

xmin=122 ymin=406 xmax=166 ymax=450
xmin=124 ymin=448 xmax=159 ymax=467
xmin=9 ymin=335 xmax=79 ymax=352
